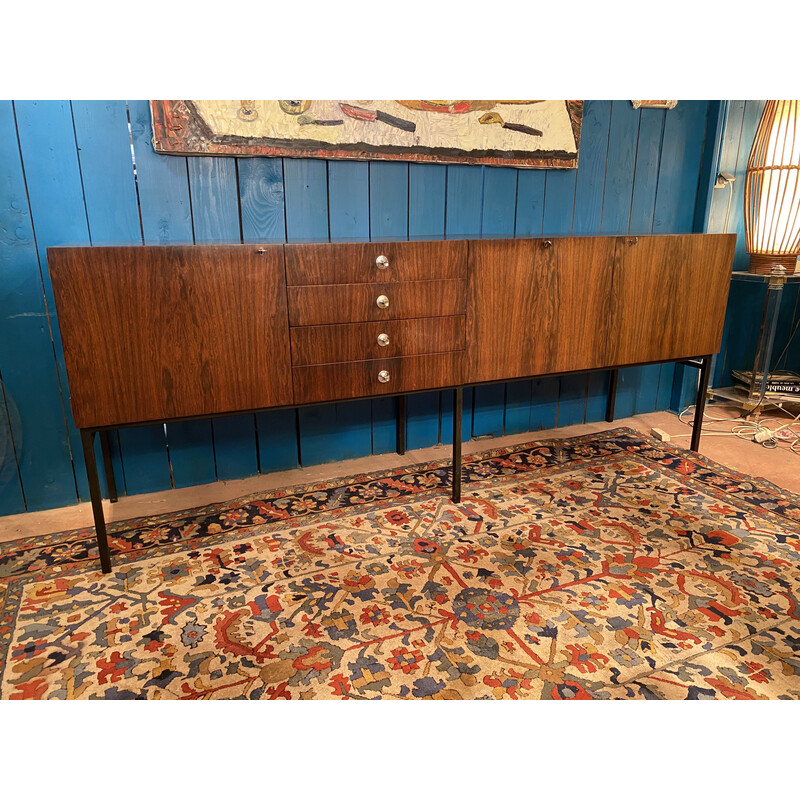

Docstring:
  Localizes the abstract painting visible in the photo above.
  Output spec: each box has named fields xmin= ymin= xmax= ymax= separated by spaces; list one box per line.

xmin=151 ymin=100 xmax=583 ymax=168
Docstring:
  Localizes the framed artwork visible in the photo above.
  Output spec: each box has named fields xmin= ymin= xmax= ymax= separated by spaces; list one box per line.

xmin=150 ymin=100 xmax=584 ymax=169
xmin=631 ymin=100 xmax=678 ymax=109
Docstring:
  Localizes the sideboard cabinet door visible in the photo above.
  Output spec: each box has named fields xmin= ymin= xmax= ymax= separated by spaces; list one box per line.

xmin=467 ymin=237 xmax=615 ymax=383
xmin=607 ymin=234 xmax=735 ymax=365
xmin=48 ymin=244 xmax=293 ymax=428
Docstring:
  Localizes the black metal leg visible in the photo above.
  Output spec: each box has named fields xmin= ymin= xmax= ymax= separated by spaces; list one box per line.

xmin=80 ymin=429 xmax=112 ymax=573
xmin=99 ymin=430 xmax=118 ymax=503
xmin=690 ymin=356 xmax=712 ymax=452
xmin=605 ymin=369 xmax=619 ymax=423
xmin=452 ymin=387 xmax=462 ymax=502
xmin=396 ymin=395 xmax=406 ymax=455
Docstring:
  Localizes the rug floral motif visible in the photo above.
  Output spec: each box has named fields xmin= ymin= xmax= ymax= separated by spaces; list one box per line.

xmin=1 ymin=427 xmax=799 ymax=700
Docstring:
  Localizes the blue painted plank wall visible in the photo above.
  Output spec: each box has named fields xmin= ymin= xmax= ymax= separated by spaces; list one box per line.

xmin=703 ymin=100 xmax=800 ymax=404
xmin=0 ymin=99 xmax=716 ymax=516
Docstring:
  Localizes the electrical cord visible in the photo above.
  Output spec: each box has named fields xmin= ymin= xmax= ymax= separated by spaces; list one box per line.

xmin=773 ymin=315 xmax=800 ymax=372
xmin=676 ymin=401 xmax=800 ymax=454
xmin=723 ymin=180 xmax=734 ymax=234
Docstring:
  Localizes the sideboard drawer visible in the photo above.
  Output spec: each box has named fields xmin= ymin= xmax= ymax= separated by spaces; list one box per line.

xmin=293 ymin=352 xmax=464 ymax=403
xmin=287 ymin=280 xmax=466 ymax=326
xmin=285 ymin=240 xmax=467 ymax=285
xmin=291 ymin=316 xmax=465 ymax=366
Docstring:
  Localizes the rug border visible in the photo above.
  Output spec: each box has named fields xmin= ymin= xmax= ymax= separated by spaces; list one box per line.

xmin=3 ymin=425 xmax=799 ymax=550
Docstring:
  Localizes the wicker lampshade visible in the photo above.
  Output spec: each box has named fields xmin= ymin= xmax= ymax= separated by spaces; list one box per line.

xmin=744 ymin=100 xmax=800 ymax=275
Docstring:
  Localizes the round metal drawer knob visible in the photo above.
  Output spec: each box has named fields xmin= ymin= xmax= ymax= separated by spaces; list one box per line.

xmin=377 ymin=333 xmax=390 ymax=347
xmin=376 ymin=255 xmax=390 ymax=269
xmin=376 ymin=294 xmax=390 ymax=309
xmin=378 ymin=370 xmax=391 ymax=383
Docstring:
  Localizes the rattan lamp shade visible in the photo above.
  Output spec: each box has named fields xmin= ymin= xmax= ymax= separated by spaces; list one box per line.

xmin=745 ymin=100 xmax=800 ymax=274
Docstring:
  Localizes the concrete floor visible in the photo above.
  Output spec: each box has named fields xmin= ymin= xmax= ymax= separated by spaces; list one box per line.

xmin=2 ymin=405 xmax=799 ymax=545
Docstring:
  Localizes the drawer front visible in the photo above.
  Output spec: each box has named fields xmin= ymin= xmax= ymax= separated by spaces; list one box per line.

xmin=285 ymin=240 xmax=467 ymax=285
xmin=287 ymin=280 xmax=466 ymax=326
xmin=293 ymin=352 xmax=464 ymax=404
xmin=291 ymin=316 xmax=465 ymax=366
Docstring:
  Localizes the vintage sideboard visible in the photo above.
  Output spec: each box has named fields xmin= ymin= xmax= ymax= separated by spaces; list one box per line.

xmin=48 ymin=233 xmax=736 ymax=572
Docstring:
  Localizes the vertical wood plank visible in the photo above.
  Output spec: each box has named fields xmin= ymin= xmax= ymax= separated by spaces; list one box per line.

xmin=629 ymin=108 xmax=666 ymax=415
xmin=528 ymin=377 xmax=559 ymax=432
xmin=188 ymin=156 xmax=240 ymax=241
xmin=370 ymin=161 xmax=409 ymax=454
xmin=542 ymin=170 xmax=577 ymax=236
xmin=507 ymin=169 xmax=546 ymax=433
xmin=730 ymin=101 xmax=766 ymax=269
xmin=481 ymin=167 xmax=517 ymax=238
xmin=584 ymin=370 xmax=611 ymax=424
xmin=573 ymin=100 xmax=612 ymax=234
xmin=72 ymin=100 xmax=143 ymax=244
xmin=72 ymin=99 xmax=142 ymax=497
xmin=557 ymin=373 xmax=586 ymax=427
xmin=442 ymin=165 xmax=484 ymax=444
xmin=284 ymin=158 xmax=328 ymax=243
xmin=408 ymin=163 xmax=446 ymax=240
xmin=693 ymin=101 xmax=726 ymax=233
xmin=601 ymin=101 xmax=643 ymax=421
xmin=14 ymin=100 xmax=92 ymax=505
xmin=473 ymin=167 xmax=516 ymax=438
xmin=514 ymin=171 xmax=545 ymax=237
xmin=543 ymin=155 xmax=582 ymax=427
xmin=370 ymin=162 xmax=408 ymax=242
xmin=239 ymin=158 xmax=286 ymax=243
xmin=238 ymin=156 xmax=297 ymax=473
xmin=405 ymin=164 xmax=448 ymax=449
xmin=325 ymin=160 xmax=372 ymax=459
xmin=0 ymin=101 xmax=62 ymax=513
xmin=707 ymin=101 xmax=746 ymax=389
xmin=0 ymin=375 xmax=25 ymax=514
xmin=656 ymin=362 xmax=677 ymax=412
xmin=651 ymin=100 xmax=713 ymax=412
xmin=653 ymin=101 xmax=710 ymax=235
xmin=574 ymin=100 xmax=613 ymax=424
xmin=504 ymin=379 xmax=534 ymax=435
xmin=283 ymin=159 xmax=330 ymax=467
xmin=629 ymin=109 xmax=665 ymax=235
xmin=601 ymin=101 xmax=640 ymax=234
xmin=328 ymin=160 xmax=370 ymax=243
xmin=126 ymin=99 xmax=199 ymax=492
xmin=707 ymin=101 xmax=746 ymax=236
xmin=445 ymin=165 xmax=484 ymax=238
xmin=188 ymin=155 xmax=259 ymax=481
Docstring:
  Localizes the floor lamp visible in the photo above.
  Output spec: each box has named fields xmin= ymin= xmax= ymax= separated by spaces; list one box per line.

xmin=745 ymin=100 xmax=800 ymax=275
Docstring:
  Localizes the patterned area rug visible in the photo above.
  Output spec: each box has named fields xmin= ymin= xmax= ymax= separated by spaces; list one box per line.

xmin=2 ymin=427 xmax=799 ymax=700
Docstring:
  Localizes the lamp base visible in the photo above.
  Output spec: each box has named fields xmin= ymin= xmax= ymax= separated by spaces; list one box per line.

xmin=747 ymin=253 xmax=799 ymax=275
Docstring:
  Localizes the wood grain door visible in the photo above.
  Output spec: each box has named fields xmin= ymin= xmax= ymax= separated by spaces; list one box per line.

xmin=607 ymin=234 xmax=735 ymax=365
xmin=48 ymin=245 xmax=293 ymax=428
xmin=467 ymin=237 xmax=615 ymax=383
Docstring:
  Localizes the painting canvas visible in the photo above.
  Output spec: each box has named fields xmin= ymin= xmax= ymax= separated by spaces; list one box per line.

xmin=151 ymin=100 xmax=583 ymax=168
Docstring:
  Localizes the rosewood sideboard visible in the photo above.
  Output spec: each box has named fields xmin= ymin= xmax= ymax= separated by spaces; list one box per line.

xmin=48 ymin=233 xmax=736 ymax=572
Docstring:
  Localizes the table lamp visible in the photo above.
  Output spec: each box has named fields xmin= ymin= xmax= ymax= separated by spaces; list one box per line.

xmin=745 ymin=100 xmax=800 ymax=275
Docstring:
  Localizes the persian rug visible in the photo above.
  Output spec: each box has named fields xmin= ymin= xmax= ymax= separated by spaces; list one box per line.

xmin=2 ymin=427 xmax=799 ymax=700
